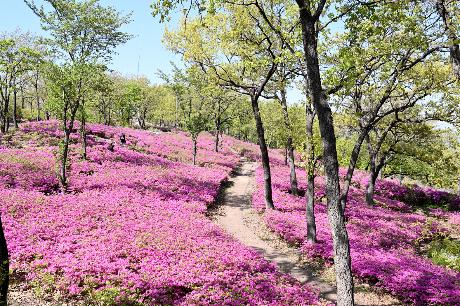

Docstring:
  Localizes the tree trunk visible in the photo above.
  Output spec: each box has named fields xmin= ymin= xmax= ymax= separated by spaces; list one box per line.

xmin=20 ymin=88 xmax=25 ymax=109
xmin=279 ymin=88 xmax=299 ymax=195
xmin=215 ymin=130 xmax=220 ymax=152
xmin=340 ymin=131 xmax=367 ymax=211
xmin=366 ymin=167 xmax=378 ymax=206
xmin=298 ymin=11 xmax=354 ymax=305
xmin=35 ymin=80 xmax=41 ymax=121
xmin=13 ymin=88 xmax=18 ymax=129
xmin=80 ymin=114 xmax=87 ymax=160
xmin=305 ymin=106 xmax=316 ymax=242
xmin=192 ymin=137 xmax=197 ymax=165
xmin=36 ymin=99 xmax=41 ymax=121
xmin=215 ymin=118 xmax=221 ymax=152
xmin=2 ymin=95 xmax=9 ymax=133
xmin=0 ymin=214 xmax=8 ymax=306
xmin=251 ymin=95 xmax=275 ymax=209
xmin=60 ymin=129 xmax=71 ymax=189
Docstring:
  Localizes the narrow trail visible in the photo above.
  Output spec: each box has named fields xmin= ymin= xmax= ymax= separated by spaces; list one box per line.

xmin=214 ymin=160 xmax=401 ymax=306
xmin=214 ymin=161 xmax=337 ymax=303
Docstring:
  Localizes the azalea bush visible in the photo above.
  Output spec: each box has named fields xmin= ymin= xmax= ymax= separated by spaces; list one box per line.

xmin=337 ymin=168 xmax=460 ymax=212
xmin=0 ymin=121 xmax=319 ymax=305
xmin=254 ymin=165 xmax=460 ymax=305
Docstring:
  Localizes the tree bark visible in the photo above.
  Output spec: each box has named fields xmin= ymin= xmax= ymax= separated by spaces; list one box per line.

xmin=35 ymin=77 xmax=41 ymax=121
xmin=13 ymin=88 xmax=18 ymax=129
xmin=279 ymin=87 xmax=299 ymax=195
xmin=80 ymin=114 xmax=87 ymax=160
xmin=298 ymin=7 xmax=354 ymax=305
xmin=366 ymin=162 xmax=378 ymax=206
xmin=436 ymin=0 xmax=460 ymax=80
xmin=251 ymin=95 xmax=275 ymax=209
xmin=215 ymin=117 xmax=221 ymax=152
xmin=215 ymin=130 xmax=220 ymax=152
xmin=2 ymin=95 xmax=9 ymax=133
xmin=340 ymin=131 xmax=367 ymax=211
xmin=305 ymin=105 xmax=316 ymax=242
xmin=0 ymin=214 xmax=8 ymax=306
xmin=60 ymin=129 xmax=71 ymax=189
xmin=192 ymin=137 xmax=197 ymax=165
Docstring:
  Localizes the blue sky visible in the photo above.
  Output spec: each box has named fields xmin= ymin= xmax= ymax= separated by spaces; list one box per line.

xmin=0 ymin=0 xmax=180 ymax=83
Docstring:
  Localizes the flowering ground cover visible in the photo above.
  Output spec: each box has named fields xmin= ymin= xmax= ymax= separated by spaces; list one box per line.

xmin=0 ymin=120 xmax=319 ymax=305
xmin=253 ymin=165 xmax=460 ymax=305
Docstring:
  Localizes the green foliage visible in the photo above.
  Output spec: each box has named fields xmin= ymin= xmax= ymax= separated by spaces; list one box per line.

xmin=186 ymin=112 xmax=209 ymax=140
xmin=428 ymin=238 xmax=460 ymax=271
xmin=92 ymin=288 xmax=121 ymax=305
xmin=25 ymin=0 xmax=132 ymax=64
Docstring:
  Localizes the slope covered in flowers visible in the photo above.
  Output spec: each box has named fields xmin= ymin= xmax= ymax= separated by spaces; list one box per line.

xmin=253 ymin=164 xmax=460 ymax=305
xmin=0 ymin=120 xmax=319 ymax=305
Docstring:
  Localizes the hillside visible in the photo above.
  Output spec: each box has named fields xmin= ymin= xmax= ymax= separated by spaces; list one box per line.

xmin=0 ymin=121 xmax=318 ymax=305
xmin=1 ymin=121 xmax=460 ymax=305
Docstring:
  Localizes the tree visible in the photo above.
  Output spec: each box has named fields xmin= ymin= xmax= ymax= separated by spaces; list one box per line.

xmin=26 ymin=0 xmax=131 ymax=189
xmin=0 ymin=37 xmax=40 ymax=132
xmin=293 ymin=1 xmax=355 ymax=303
xmin=164 ymin=65 xmax=214 ymax=165
xmin=163 ymin=8 xmax=282 ymax=209
xmin=154 ymin=1 xmax=355 ymax=302
xmin=323 ymin=2 xmax=448 ymax=213
xmin=275 ymin=64 xmax=299 ymax=196
xmin=209 ymin=88 xmax=234 ymax=152
xmin=434 ymin=0 xmax=460 ymax=80
xmin=186 ymin=113 xmax=209 ymax=165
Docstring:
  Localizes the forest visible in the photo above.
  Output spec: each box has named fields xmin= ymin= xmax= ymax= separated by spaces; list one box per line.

xmin=0 ymin=0 xmax=459 ymax=305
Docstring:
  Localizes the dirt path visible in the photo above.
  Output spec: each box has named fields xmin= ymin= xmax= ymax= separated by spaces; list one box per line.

xmin=214 ymin=160 xmax=401 ymax=306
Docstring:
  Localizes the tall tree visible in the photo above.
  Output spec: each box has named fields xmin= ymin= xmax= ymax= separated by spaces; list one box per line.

xmin=324 ymin=2 xmax=446 ymax=213
xmin=293 ymin=1 xmax=355 ymax=303
xmin=26 ymin=0 xmax=131 ymax=189
xmin=0 ymin=38 xmax=39 ymax=132
xmin=162 ymin=8 xmax=283 ymax=209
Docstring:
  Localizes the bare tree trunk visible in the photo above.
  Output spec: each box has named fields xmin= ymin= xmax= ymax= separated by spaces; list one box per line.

xmin=340 ymin=131 xmax=367 ymax=211
xmin=251 ymin=95 xmax=275 ymax=209
xmin=60 ymin=129 xmax=71 ymax=189
xmin=305 ymin=106 xmax=316 ymax=242
xmin=35 ymin=79 xmax=41 ymax=121
xmin=366 ymin=165 xmax=378 ymax=206
xmin=215 ymin=130 xmax=220 ymax=152
xmin=279 ymin=88 xmax=299 ymax=195
xmin=36 ymin=99 xmax=41 ymax=121
xmin=20 ymin=87 xmax=25 ymax=109
xmin=60 ymin=92 xmax=79 ymax=191
xmin=280 ymin=88 xmax=299 ymax=195
xmin=298 ymin=9 xmax=354 ymax=305
xmin=192 ymin=137 xmax=197 ymax=165
xmin=3 ymin=95 xmax=9 ymax=133
xmin=215 ymin=117 xmax=221 ymax=152
xmin=0 ymin=214 xmax=8 ymax=306
xmin=80 ymin=116 xmax=87 ymax=160
xmin=13 ymin=88 xmax=18 ymax=129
